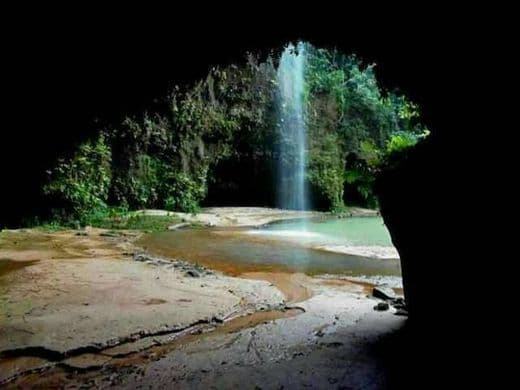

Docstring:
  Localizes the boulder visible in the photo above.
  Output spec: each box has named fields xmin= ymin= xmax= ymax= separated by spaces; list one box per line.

xmin=134 ymin=253 xmax=154 ymax=262
xmin=391 ymin=297 xmax=407 ymax=310
xmin=373 ymin=302 xmax=390 ymax=311
xmin=372 ymin=284 xmax=397 ymax=300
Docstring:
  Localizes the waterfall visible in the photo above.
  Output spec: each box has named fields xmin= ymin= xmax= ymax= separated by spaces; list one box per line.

xmin=276 ymin=42 xmax=308 ymax=211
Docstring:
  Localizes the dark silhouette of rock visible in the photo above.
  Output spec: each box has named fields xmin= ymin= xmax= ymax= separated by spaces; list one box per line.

xmin=372 ymin=285 xmax=396 ymax=300
xmin=374 ymin=302 xmax=390 ymax=311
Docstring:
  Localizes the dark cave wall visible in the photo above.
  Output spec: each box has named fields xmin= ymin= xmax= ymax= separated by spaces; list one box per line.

xmin=376 ymin=138 xmax=437 ymax=318
xmin=376 ymin=132 xmax=458 ymax=323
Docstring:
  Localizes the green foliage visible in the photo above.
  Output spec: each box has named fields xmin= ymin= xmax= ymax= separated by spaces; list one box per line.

xmin=121 ymin=215 xmax=182 ymax=231
xmin=307 ymin=131 xmax=345 ymax=210
xmin=73 ymin=205 xmax=182 ymax=231
xmin=42 ymin=43 xmax=427 ymax=221
xmin=33 ymin=221 xmax=67 ymax=232
xmin=161 ymin=168 xmax=208 ymax=213
xmin=305 ymin=44 xmax=428 ymax=208
xmin=105 ymin=55 xmax=276 ymax=214
xmin=77 ymin=205 xmax=128 ymax=228
xmin=386 ymin=129 xmax=429 ymax=154
xmin=109 ymin=116 xmax=171 ymax=209
xmin=90 ymin=210 xmax=182 ymax=231
xmin=44 ymin=134 xmax=112 ymax=224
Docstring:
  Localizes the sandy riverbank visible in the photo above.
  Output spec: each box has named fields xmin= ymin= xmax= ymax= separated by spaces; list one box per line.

xmin=136 ymin=206 xmax=378 ymax=227
xmin=313 ymin=244 xmax=400 ymax=259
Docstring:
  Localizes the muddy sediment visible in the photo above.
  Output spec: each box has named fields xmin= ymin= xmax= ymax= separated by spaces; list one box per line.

xmin=241 ymin=272 xmax=313 ymax=303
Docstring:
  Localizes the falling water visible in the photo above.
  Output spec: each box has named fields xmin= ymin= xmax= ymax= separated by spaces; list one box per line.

xmin=276 ymin=42 xmax=308 ymax=211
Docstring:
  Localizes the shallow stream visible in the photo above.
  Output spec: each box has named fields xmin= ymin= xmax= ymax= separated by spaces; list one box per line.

xmin=139 ymin=217 xmax=401 ymax=277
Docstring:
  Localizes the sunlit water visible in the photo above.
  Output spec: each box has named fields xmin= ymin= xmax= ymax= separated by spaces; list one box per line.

xmin=138 ymin=217 xmax=400 ymax=277
xmin=246 ymin=217 xmax=394 ymax=247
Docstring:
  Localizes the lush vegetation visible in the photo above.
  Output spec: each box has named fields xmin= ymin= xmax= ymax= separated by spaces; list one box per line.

xmin=43 ymin=134 xmax=112 ymax=224
xmin=305 ymin=47 xmax=428 ymax=208
xmin=43 ymin=42 xmax=428 ymax=225
xmin=90 ymin=213 xmax=183 ymax=231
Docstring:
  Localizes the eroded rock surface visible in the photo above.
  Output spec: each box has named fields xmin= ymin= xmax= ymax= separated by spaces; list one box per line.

xmin=0 ymin=230 xmax=284 ymax=359
xmin=109 ymin=286 xmax=405 ymax=389
xmin=1 ymin=223 xmax=406 ymax=389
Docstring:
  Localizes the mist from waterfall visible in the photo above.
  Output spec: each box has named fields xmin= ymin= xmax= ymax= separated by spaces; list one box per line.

xmin=276 ymin=42 xmax=308 ymax=211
